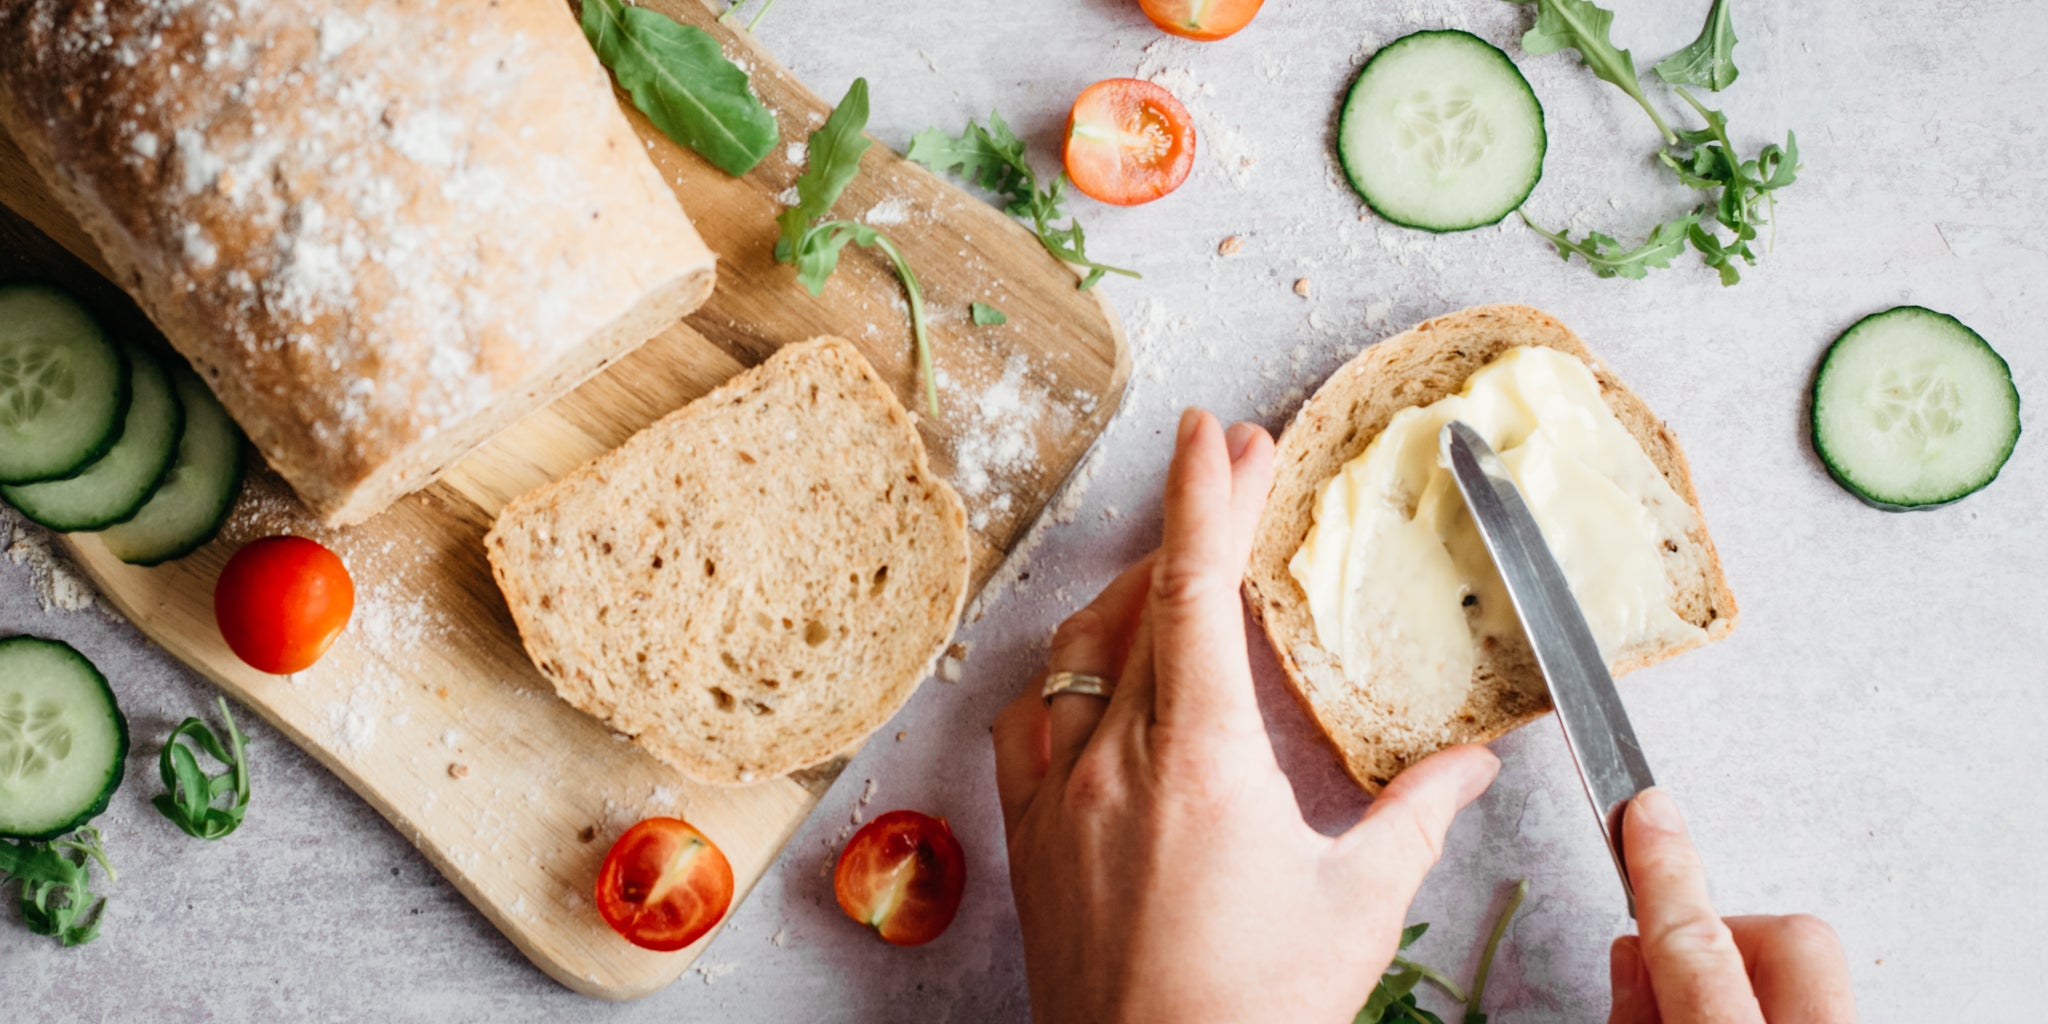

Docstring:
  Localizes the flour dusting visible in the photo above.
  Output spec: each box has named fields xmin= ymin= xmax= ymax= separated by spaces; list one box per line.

xmin=0 ymin=508 xmax=101 ymax=614
xmin=862 ymin=196 xmax=912 ymax=226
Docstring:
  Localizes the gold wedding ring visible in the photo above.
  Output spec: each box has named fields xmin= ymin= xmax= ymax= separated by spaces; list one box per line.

xmin=1041 ymin=670 xmax=1114 ymax=703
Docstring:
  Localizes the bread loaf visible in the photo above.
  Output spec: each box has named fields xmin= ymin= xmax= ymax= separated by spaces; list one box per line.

xmin=1243 ymin=305 xmax=1738 ymax=792
xmin=486 ymin=337 xmax=972 ymax=786
xmin=0 ymin=0 xmax=716 ymax=525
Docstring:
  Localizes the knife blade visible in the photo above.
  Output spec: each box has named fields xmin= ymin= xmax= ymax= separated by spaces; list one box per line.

xmin=1439 ymin=420 xmax=1655 ymax=913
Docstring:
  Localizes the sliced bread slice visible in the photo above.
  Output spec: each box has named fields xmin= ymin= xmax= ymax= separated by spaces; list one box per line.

xmin=1243 ymin=305 xmax=1738 ymax=793
xmin=486 ymin=337 xmax=971 ymax=785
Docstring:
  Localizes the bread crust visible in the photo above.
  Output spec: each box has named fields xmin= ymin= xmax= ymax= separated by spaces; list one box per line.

xmin=0 ymin=0 xmax=716 ymax=525
xmin=486 ymin=337 xmax=971 ymax=786
xmin=1243 ymin=305 xmax=1738 ymax=793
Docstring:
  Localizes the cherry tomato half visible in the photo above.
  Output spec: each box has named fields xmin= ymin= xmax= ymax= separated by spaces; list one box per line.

xmin=595 ymin=817 xmax=735 ymax=952
xmin=833 ymin=810 xmax=966 ymax=946
xmin=1138 ymin=0 xmax=1263 ymax=40
xmin=213 ymin=535 xmax=354 ymax=675
xmin=1062 ymin=78 xmax=1197 ymax=207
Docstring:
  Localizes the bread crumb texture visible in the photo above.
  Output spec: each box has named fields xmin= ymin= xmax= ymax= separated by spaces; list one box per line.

xmin=1243 ymin=305 xmax=1738 ymax=793
xmin=0 ymin=0 xmax=711 ymax=522
xmin=486 ymin=338 xmax=972 ymax=786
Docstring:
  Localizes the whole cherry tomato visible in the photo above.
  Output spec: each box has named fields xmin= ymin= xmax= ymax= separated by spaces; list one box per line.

xmin=213 ymin=535 xmax=354 ymax=674
xmin=1138 ymin=0 xmax=1264 ymax=41
xmin=1063 ymin=78 xmax=1197 ymax=207
xmin=833 ymin=810 xmax=966 ymax=946
xmin=595 ymin=817 xmax=735 ymax=952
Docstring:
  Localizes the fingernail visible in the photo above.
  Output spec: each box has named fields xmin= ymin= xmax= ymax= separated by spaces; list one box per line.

xmin=1224 ymin=422 xmax=1256 ymax=462
xmin=1177 ymin=407 xmax=1204 ymax=447
xmin=1631 ymin=787 xmax=1684 ymax=834
xmin=1610 ymin=938 xmax=1641 ymax=1002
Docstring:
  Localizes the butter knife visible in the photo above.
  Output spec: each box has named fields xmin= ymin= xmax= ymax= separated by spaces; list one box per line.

xmin=1439 ymin=420 xmax=1654 ymax=913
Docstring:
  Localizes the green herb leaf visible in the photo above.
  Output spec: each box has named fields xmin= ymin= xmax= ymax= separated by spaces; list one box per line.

xmin=152 ymin=696 xmax=251 ymax=841
xmin=971 ymin=302 xmax=1009 ymax=326
xmin=1521 ymin=0 xmax=1795 ymax=284
xmin=774 ymin=80 xmax=938 ymax=417
xmin=1686 ymin=220 xmax=1750 ymax=286
xmin=1 ymin=827 xmax=113 ymax=946
xmin=907 ymin=121 xmax=1028 ymax=197
xmin=1521 ymin=210 xmax=1699 ymax=279
xmin=1394 ymin=957 xmax=1468 ymax=1004
xmin=1522 ymin=0 xmax=1676 ymax=143
xmin=907 ymin=112 xmax=1139 ymax=290
xmin=1463 ymin=879 xmax=1529 ymax=1024
xmin=777 ymin=78 xmax=874 ymax=261
xmin=1398 ymin=996 xmax=1448 ymax=1024
xmin=581 ymin=0 xmax=778 ymax=176
xmin=1654 ymin=0 xmax=1739 ymax=91
xmin=1358 ymin=926 xmax=1452 ymax=1024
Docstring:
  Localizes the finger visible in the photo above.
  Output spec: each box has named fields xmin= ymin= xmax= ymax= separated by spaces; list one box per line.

xmin=1624 ymin=788 xmax=1766 ymax=1024
xmin=1100 ymin=428 xmax=1267 ymax=732
xmin=1045 ymin=555 xmax=1155 ymax=773
xmin=1149 ymin=409 xmax=1263 ymax=731
xmin=1223 ymin=421 xmax=1276 ymax=566
xmin=1607 ymin=936 xmax=1662 ymax=1024
xmin=1094 ymin=600 xmax=1157 ymax=735
xmin=991 ymin=688 xmax=1048 ymax=835
xmin=1338 ymin=745 xmax=1500 ymax=903
xmin=1724 ymin=916 xmax=1857 ymax=1024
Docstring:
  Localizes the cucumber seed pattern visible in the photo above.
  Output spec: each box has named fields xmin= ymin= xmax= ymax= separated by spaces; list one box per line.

xmin=0 ymin=347 xmax=78 ymax=428
xmin=0 ymin=690 xmax=72 ymax=783
xmin=1392 ymin=88 xmax=1492 ymax=181
xmin=1870 ymin=365 xmax=1963 ymax=453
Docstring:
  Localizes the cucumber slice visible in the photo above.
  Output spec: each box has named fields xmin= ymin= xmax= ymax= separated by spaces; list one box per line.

xmin=0 ymin=636 xmax=129 ymax=841
xmin=0 ymin=285 xmax=131 ymax=485
xmin=1339 ymin=30 xmax=1547 ymax=232
xmin=93 ymin=366 xmax=245 ymax=565
xmin=3 ymin=345 xmax=185 ymax=531
xmin=1812 ymin=306 xmax=2020 ymax=511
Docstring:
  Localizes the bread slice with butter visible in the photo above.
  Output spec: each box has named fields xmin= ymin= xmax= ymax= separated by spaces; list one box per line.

xmin=1244 ymin=305 xmax=1737 ymax=793
xmin=485 ymin=337 xmax=971 ymax=786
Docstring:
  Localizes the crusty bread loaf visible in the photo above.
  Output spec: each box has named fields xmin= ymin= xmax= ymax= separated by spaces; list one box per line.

xmin=0 ymin=0 xmax=716 ymax=525
xmin=1244 ymin=305 xmax=1738 ymax=793
xmin=486 ymin=337 xmax=971 ymax=786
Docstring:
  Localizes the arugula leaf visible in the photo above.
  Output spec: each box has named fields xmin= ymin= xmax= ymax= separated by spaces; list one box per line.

xmin=1462 ymin=879 xmax=1530 ymax=1024
xmin=907 ymin=113 xmax=1139 ymax=290
xmin=1357 ymin=964 xmax=1421 ymax=1024
xmin=775 ymin=79 xmax=938 ymax=416
xmin=152 ymin=696 xmax=251 ymax=841
xmin=581 ymin=0 xmax=778 ymax=176
xmin=1356 ymin=882 xmax=1532 ymax=1024
xmin=0 ymin=827 xmax=113 ymax=947
xmin=777 ymin=78 xmax=874 ymax=260
xmin=1521 ymin=0 xmax=1676 ymax=144
xmin=1395 ymin=997 xmax=1448 ymax=1024
xmin=1358 ymin=924 xmax=1461 ymax=1023
xmin=971 ymin=302 xmax=1008 ymax=326
xmin=1521 ymin=210 xmax=1699 ymax=279
xmin=1659 ymin=89 xmax=1799 ymax=285
xmin=1654 ymin=0 xmax=1739 ymax=92
xmin=1394 ymin=957 xmax=1467 ymax=1004
xmin=1518 ymin=0 xmax=1796 ymax=284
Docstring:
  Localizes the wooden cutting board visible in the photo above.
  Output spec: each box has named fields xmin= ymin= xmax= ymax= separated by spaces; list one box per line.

xmin=0 ymin=0 xmax=1127 ymax=1000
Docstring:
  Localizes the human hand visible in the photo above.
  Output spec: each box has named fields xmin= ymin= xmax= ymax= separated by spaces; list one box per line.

xmin=1611 ymin=788 xmax=1856 ymax=1023
xmin=992 ymin=408 xmax=1502 ymax=1024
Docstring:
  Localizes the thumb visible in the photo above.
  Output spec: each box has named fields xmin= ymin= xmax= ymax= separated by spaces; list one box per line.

xmin=1337 ymin=746 xmax=1500 ymax=907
